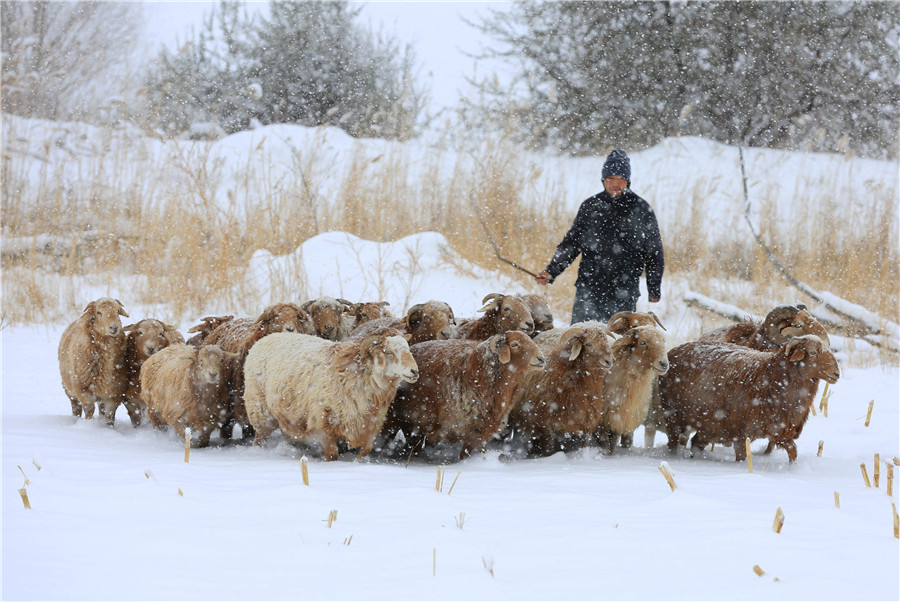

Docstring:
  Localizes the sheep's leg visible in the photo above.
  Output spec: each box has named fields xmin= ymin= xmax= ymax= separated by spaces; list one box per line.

xmin=251 ymin=419 xmax=276 ymax=446
xmin=122 ymin=396 xmax=143 ymax=427
xmin=689 ymin=433 xmax=707 ymax=458
xmin=762 ymin=439 xmax=776 ymax=455
xmin=600 ymin=429 xmax=618 ymax=455
xmin=619 ymin=432 xmax=633 ymax=448
xmin=68 ymin=395 xmax=84 ymax=418
xmin=644 ymin=427 xmax=657 ymax=448
xmin=320 ymin=438 xmax=340 ymax=461
xmin=101 ymin=400 xmax=119 ymax=426
xmin=196 ymin=426 xmax=213 ymax=448
xmin=732 ymin=438 xmax=747 ymax=462
xmin=781 ymin=439 xmax=798 ymax=463
xmin=530 ymin=429 xmax=557 ymax=457
xmin=665 ymin=427 xmax=682 ymax=453
xmin=82 ymin=396 xmax=97 ymax=420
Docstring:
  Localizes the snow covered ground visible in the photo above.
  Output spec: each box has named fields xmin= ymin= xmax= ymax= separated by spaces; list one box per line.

xmin=2 ymin=114 xmax=899 ymax=600
xmin=3 ymin=231 xmax=899 ymax=601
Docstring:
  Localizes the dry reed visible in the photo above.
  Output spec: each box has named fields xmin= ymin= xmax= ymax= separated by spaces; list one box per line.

xmin=2 ymin=116 xmax=896 ymax=365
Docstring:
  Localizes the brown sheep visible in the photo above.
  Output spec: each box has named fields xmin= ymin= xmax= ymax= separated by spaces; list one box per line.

xmin=659 ymin=335 xmax=840 ymax=463
xmin=698 ymin=304 xmax=830 ymax=350
xmin=201 ymin=303 xmax=311 ymax=441
xmin=688 ymin=303 xmax=831 ymax=454
xmin=594 ymin=325 xmax=669 ymax=453
xmin=344 ymin=300 xmax=392 ymax=332
xmin=508 ymin=324 xmax=615 ymax=457
xmin=185 ymin=315 xmax=234 ymax=346
xmin=140 ymin=344 xmax=239 ymax=447
xmin=348 ymin=300 xmax=457 ymax=344
xmin=58 ymin=297 xmax=129 ymax=424
xmin=517 ymin=293 xmax=555 ymax=334
xmin=301 ymin=296 xmax=355 ymax=340
xmin=385 ymin=330 xmax=546 ymax=461
xmin=607 ymin=311 xmax=667 ymax=335
xmin=454 ymin=293 xmax=534 ymax=340
xmin=243 ymin=329 xmax=419 ymax=460
xmin=121 ymin=318 xmax=181 ymax=427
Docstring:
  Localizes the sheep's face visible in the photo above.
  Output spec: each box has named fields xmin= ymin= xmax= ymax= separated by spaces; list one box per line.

xmin=492 ymin=331 xmax=545 ymax=370
xmin=562 ymin=327 xmax=614 ymax=369
xmin=196 ymin=347 xmax=230 ymax=385
xmin=785 ymin=336 xmax=840 ymax=384
xmin=355 ymin=302 xmax=392 ymax=325
xmin=85 ymin=298 xmax=128 ymax=337
xmin=520 ymin=294 xmax=554 ymax=333
xmin=408 ymin=301 xmax=456 ymax=341
xmin=305 ymin=298 xmax=348 ymax=340
xmin=617 ymin=326 xmax=669 ymax=374
xmin=125 ymin=319 xmax=170 ymax=358
xmin=490 ymin=295 xmax=535 ymax=335
xmin=259 ymin=303 xmax=309 ymax=336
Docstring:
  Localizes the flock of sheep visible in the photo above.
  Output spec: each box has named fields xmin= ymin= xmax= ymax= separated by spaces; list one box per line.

xmin=57 ymin=293 xmax=839 ymax=464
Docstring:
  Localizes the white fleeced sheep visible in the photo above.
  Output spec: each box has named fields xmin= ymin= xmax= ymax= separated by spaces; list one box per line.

xmin=58 ymin=297 xmax=129 ymax=425
xmin=140 ymin=343 xmax=239 ymax=447
xmin=243 ymin=329 xmax=419 ymax=460
xmin=594 ymin=325 xmax=669 ymax=453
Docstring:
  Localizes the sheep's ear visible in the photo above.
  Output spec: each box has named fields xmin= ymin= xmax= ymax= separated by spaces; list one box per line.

xmin=568 ymin=339 xmax=583 ymax=362
xmin=123 ymin=323 xmax=137 ymax=332
xmin=164 ymin=323 xmax=179 ymax=332
xmin=649 ymin=311 xmax=667 ymax=331
xmin=115 ymin=299 xmax=129 ymax=317
xmin=490 ymin=334 xmax=511 ymax=364
xmin=403 ymin=333 xmax=412 ymax=342
xmin=225 ymin=351 xmax=242 ymax=360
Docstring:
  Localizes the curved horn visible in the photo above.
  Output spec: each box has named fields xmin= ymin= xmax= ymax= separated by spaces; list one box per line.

xmin=648 ymin=311 xmax=667 ymax=331
xmin=560 ymin=327 xmax=585 ymax=362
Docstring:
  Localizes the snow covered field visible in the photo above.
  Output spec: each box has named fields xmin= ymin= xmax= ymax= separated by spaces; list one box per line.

xmin=3 ymin=233 xmax=899 ymax=601
xmin=2 ymin=113 xmax=899 ymax=600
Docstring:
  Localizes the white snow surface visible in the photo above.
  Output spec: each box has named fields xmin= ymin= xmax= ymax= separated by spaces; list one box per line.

xmin=2 ymin=116 xmax=899 ymax=600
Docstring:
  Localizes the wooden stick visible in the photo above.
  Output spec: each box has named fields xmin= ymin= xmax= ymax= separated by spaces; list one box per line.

xmin=874 ymin=453 xmax=881 ymax=488
xmin=344 ymin=535 xmax=353 ymax=546
xmin=327 ymin=510 xmax=337 ymax=528
xmin=433 ymin=548 xmax=436 ymax=576
xmin=772 ymin=507 xmax=785 ymax=533
xmin=18 ymin=488 xmax=31 ymax=509
xmin=861 ymin=463 xmax=872 ymax=487
xmin=435 ymin=466 xmax=444 ymax=492
xmin=894 ymin=457 xmax=900 ymax=466
xmin=31 ymin=459 xmax=41 ymax=471
xmin=658 ymin=462 xmax=676 ymax=491
xmin=887 ymin=464 xmax=894 ymax=497
xmin=753 ymin=565 xmax=765 ymax=577
xmin=18 ymin=465 xmax=30 ymax=486
xmin=746 ymin=439 xmax=753 ymax=473
xmin=301 ymin=456 xmax=310 ymax=486
xmin=865 ymin=400 xmax=874 ymax=427
xmin=817 ymin=440 xmax=824 ymax=457
xmin=184 ymin=427 xmax=191 ymax=463
xmin=177 ymin=488 xmax=184 ymax=496
xmin=447 ymin=471 xmax=461 ymax=495
xmin=834 ymin=491 xmax=840 ymax=509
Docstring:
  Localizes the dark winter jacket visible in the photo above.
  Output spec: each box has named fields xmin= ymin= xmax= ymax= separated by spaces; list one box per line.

xmin=545 ymin=189 xmax=664 ymax=305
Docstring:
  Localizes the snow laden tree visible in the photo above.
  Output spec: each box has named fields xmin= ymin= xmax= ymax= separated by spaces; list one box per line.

xmin=470 ymin=1 xmax=899 ymax=158
xmin=143 ymin=1 xmax=424 ymax=140
xmin=1 ymin=0 xmax=143 ymax=123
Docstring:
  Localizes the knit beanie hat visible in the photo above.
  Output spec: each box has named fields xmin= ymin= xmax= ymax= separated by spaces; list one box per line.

xmin=602 ymin=149 xmax=631 ymax=182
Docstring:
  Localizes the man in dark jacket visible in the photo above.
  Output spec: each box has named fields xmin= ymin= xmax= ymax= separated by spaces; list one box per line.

xmin=536 ymin=149 xmax=664 ymax=323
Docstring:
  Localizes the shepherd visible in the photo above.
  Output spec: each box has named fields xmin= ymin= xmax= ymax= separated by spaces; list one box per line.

xmin=536 ymin=149 xmax=665 ymax=323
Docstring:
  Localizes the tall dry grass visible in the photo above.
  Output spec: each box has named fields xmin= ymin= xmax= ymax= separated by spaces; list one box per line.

xmin=2 ymin=118 xmax=897 ymax=357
